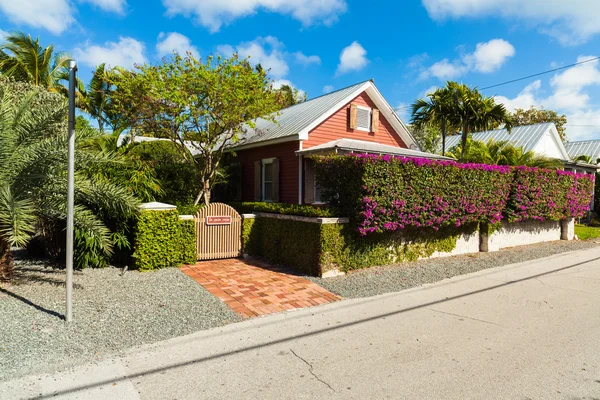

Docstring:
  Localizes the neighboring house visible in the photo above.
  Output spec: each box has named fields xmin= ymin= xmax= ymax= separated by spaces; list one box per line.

xmin=230 ymin=79 xmax=448 ymax=205
xmin=444 ymin=123 xmax=599 ymax=174
xmin=565 ymin=139 xmax=600 ymax=165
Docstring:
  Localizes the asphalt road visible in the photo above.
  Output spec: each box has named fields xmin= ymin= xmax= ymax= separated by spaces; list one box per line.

xmin=3 ymin=246 xmax=600 ymax=400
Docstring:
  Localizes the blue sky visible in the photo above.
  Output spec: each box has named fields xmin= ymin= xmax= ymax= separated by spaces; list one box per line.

xmin=2 ymin=0 xmax=600 ymax=140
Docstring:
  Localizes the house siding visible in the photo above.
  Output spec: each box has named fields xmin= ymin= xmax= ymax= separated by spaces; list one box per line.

xmin=304 ymin=92 xmax=407 ymax=149
xmin=235 ymin=141 xmax=300 ymax=204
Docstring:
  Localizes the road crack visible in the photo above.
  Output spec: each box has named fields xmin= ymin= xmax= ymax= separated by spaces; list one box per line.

xmin=427 ymin=308 xmax=503 ymax=326
xmin=290 ymin=349 xmax=335 ymax=392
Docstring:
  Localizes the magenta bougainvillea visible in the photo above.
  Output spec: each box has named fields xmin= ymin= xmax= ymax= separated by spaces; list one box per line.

xmin=313 ymin=154 xmax=594 ymax=236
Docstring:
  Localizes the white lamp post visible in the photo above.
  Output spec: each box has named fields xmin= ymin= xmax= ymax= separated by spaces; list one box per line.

xmin=66 ymin=60 xmax=77 ymax=322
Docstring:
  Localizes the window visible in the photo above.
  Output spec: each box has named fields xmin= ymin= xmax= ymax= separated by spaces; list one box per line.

xmin=314 ymin=182 xmax=324 ymax=204
xmin=262 ymin=158 xmax=274 ymax=202
xmin=355 ymin=106 xmax=371 ymax=131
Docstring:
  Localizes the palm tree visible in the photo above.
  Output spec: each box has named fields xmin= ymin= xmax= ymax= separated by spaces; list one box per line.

xmin=81 ymin=64 xmax=126 ymax=132
xmin=0 ymin=32 xmax=85 ymax=99
xmin=445 ymin=82 xmax=512 ymax=161
xmin=411 ymin=85 xmax=457 ymax=156
xmin=573 ymin=154 xmax=599 ymax=164
xmin=0 ymin=78 xmax=142 ymax=278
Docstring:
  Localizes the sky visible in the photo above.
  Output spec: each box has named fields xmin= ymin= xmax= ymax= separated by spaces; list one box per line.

xmin=2 ymin=0 xmax=600 ymax=141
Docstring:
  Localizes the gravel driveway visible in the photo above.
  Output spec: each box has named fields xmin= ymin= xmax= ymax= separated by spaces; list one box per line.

xmin=309 ymin=240 xmax=600 ymax=298
xmin=0 ymin=255 xmax=240 ymax=382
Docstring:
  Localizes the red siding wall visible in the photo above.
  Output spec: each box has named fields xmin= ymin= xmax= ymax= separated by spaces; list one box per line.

xmin=304 ymin=92 xmax=407 ymax=149
xmin=235 ymin=141 xmax=300 ymax=204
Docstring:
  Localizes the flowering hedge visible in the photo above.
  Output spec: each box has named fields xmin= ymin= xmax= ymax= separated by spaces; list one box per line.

xmin=314 ymin=154 xmax=593 ymax=236
xmin=506 ymin=166 xmax=594 ymax=222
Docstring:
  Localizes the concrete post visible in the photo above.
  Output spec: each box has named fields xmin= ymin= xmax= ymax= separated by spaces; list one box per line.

xmin=560 ymin=218 xmax=575 ymax=240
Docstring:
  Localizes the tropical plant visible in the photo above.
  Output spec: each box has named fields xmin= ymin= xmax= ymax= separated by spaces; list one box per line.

xmin=447 ymin=138 xmax=562 ymax=168
xmin=277 ymin=84 xmax=307 ymax=108
xmin=0 ymin=32 xmax=83 ymax=97
xmin=510 ymin=107 xmax=567 ymax=142
xmin=80 ymin=64 xmax=127 ymax=132
xmin=573 ymin=154 xmax=599 ymax=164
xmin=109 ymin=53 xmax=286 ymax=205
xmin=411 ymin=85 xmax=457 ymax=156
xmin=0 ymin=78 xmax=141 ymax=277
xmin=408 ymin=124 xmax=441 ymax=154
xmin=446 ymin=82 xmax=512 ymax=161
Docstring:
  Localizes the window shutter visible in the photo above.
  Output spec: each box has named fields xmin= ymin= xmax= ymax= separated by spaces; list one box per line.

xmin=254 ymin=161 xmax=261 ymax=201
xmin=349 ymin=104 xmax=358 ymax=129
xmin=304 ymin=160 xmax=315 ymax=204
xmin=272 ymin=158 xmax=280 ymax=202
xmin=372 ymin=109 xmax=379 ymax=133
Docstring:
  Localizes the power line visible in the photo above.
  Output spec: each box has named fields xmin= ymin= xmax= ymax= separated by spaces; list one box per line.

xmin=480 ymin=56 xmax=600 ymax=90
xmin=393 ymin=56 xmax=600 ymax=112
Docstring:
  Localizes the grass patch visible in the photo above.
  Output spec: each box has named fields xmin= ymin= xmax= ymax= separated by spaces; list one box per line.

xmin=575 ymin=224 xmax=600 ymax=240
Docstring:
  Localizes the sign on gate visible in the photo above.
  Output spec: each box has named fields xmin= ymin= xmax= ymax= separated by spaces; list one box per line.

xmin=195 ymin=203 xmax=242 ymax=260
xmin=206 ymin=216 xmax=232 ymax=226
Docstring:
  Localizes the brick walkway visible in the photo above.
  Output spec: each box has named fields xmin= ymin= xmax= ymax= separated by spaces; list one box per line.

xmin=180 ymin=259 xmax=341 ymax=319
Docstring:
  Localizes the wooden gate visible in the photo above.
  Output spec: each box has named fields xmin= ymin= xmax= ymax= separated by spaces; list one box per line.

xmin=195 ymin=203 xmax=242 ymax=260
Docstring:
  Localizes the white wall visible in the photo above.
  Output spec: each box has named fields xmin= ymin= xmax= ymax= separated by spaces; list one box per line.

xmin=532 ymin=132 xmax=565 ymax=159
xmin=488 ymin=220 xmax=561 ymax=252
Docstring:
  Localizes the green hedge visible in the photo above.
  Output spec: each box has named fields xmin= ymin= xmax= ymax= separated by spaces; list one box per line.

xmin=133 ymin=210 xmax=196 ymax=271
xmin=230 ymin=202 xmax=337 ymax=218
xmin=242 ymin=216 xmax=474 ymax=275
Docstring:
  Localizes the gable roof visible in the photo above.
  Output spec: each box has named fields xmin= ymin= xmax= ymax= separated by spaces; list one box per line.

xmin=443 ymin=123 xmax=570 ymax=160
xmin=233 ymin=80 xmax=417 ymax=150
xmin=564 ymin=139 xmax=600 ymax=161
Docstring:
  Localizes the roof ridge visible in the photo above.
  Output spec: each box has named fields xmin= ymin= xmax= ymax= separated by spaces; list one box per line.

xmin=279 ymin=79 xmax=371 ymax=110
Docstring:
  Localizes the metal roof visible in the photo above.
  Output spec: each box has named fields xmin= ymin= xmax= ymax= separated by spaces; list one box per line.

xmin=444 ymin=123 xmax=556 ymax=153
xmin=564 ymin=139 xmax=600 ymax=161
xmin=234 ymin=80 xmax=372 ymax=147
xmin=297 ymin=138 xmax=451 ymax=160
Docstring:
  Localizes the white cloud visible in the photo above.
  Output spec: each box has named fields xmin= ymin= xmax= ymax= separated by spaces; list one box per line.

xmin=336 ymin=41 xmax=368 ymax=75
xmin=323 ymin=85 xmax=334 ymax=94
xmin=468 ymin=39 xmax=515 ymax=73
xmin=156 ymin=32 xmax=199 ymax=58
xmin=294 ymin=52 xmax=321 ymax=66
xmin=420 ymin=38 xmax=515 ymax=80
xmin=218 ymin=36 xmax=288 ymax=79
xmin=420 ymin=58 xmax=466 ymax=80
xmin=421 ymin=0 xmax=600 ymax=45
xmin=494 ymin=56 xmax=600 ymax=140
xmin=163 ymin=0 xmax=347 ymax=33
xmin=79 ymin=0 xmax=127 ymax=14
xmin=0 ymin=0 xmax=74 ymax=34
xmin=74 ymin=36 xmax=147 ymax=69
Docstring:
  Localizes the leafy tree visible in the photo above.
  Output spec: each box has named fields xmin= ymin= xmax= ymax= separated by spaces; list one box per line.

xmin=510 ymin=107 xmax=567 ymax=142
xmin=0 ymin=78 xmax=140 ymax=277
xmin=0 ymin=32 xmax=83 ymax=97
xmin=277 ymin=84 xmax=307 ymax=108
xmin=408 ymin=124 xmax=441 ymax=153
xmin=447 ymin=138 xmax=562 ymax=168
xmin=110 ymin=54 xmax=285 ymax=205
xmin=411 ymin=85 xmax=457 ymax=156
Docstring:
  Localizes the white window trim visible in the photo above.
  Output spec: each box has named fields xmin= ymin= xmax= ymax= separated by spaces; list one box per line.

xmin=355 ymin=105 xmax=372 ymax=132
xmin=261 ymin=158 xmax=275 ymax=202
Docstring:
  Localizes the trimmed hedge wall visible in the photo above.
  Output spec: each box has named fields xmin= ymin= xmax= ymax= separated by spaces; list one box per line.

xmin=242 ymin=215 xmax=475 ymax=275
xmin=314 ymin=154 xmax=594 ymax=236
xmin=230 ymin=201 xmax=337 ymax=217
xmin=133 ymin=210 xmax=196 ymax=271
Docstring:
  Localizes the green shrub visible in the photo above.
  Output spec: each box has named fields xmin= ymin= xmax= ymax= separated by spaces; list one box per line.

xmin=242 ymin=216 xmax=473 ymax=275
xmin=133 ymin=210 xmax=196 ymax=271
xmin=231 ymin=202 xmax=337 ymax=217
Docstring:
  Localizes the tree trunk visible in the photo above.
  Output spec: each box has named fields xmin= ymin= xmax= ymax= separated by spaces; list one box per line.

xmin=0 ymin=237 xmax=13 ymax=282
xmin=460 ymin=123 xmax=469 ymax=162
xmin=441 ymin=120 xmax=447 ymax=156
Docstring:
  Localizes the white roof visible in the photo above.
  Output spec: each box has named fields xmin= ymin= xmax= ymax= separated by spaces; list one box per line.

xmin=297 ymin=138 xmax=451 ymax=160
xmin=444 ymin=123 xmax=570 ymax=160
